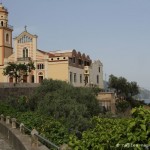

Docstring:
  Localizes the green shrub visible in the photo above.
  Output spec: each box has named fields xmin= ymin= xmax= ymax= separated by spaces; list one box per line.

xmin=69 ymin=107 xmax=150 ymax=149
xmin=0 ymin=102 xmax=18 ymax=117
xmin=30 ymin=79 xmax=101 ymax=131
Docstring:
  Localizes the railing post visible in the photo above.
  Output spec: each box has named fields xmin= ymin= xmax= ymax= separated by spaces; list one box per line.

xmin=6 ymin=116 xmax=10 ymax=124
xmin=20 ymin=123 xmax=25 ymax=134
xmin=11 ymin=118 xmax=16 ymax=128
xmin=0 ymin=114 xmax=4 ymax=122
xmin=31 ymin=129 xmax=39 ymax=148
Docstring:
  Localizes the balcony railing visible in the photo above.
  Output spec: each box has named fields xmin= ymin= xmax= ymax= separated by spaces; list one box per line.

xmin=17 ymin=57 xmax=31 ymax=61
xmin=84 ymin=66 xmax=90 ymax=75
xmin=7 ymin=24 xmax=13 ymax=30
xmin=0 ymin=24 xmax=13 ymax=30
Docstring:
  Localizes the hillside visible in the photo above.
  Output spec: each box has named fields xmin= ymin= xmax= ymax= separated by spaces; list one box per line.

xmin=138 ymin=88 xmax=150 ymax=99
xmin=103 ymin=80 xmax=150 ymax=100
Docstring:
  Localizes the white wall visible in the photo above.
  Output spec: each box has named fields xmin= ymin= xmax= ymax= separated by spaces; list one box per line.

xmin=89 ymin=60 xmax=104 ymax=89
xmin=69 ymin=66 xmax=84 ymax=87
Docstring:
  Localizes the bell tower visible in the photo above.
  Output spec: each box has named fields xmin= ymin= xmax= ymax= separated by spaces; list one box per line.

xmin=0 ymin=3 xmax=13 ymax=65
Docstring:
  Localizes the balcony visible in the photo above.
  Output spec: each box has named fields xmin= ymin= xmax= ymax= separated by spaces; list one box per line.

xmin=7 ymin=24 xmax=13 ymax=30
xmin=17 ymin=57 xmax=31 ymax=61
xmin=84 ymin=66 xmax=90 ymax=75
xmin=0 ymin=24 xmax=13 ymax=30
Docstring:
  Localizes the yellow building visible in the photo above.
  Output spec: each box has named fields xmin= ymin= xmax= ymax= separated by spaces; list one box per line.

xmin=0 ymin=3 xmax=104 ymax=88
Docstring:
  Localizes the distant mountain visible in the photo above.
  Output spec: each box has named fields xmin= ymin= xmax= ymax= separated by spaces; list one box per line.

xmin=137 ymin=88 xmax=150 ymax=100
xmin=103 ymin=80 xmax=150 ymax=100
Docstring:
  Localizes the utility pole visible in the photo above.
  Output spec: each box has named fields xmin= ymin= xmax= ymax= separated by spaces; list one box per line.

xmin=105 ymin=73 xmax=107 ymax=91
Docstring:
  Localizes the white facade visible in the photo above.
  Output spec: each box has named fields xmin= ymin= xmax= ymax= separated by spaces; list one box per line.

xmin=89 ymin=60 xmax=104 ymax=88
xmin=69 ymin=66 xmax=85 ymax=87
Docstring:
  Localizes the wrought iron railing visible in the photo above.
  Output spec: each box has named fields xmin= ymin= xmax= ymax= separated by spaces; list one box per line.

xmin=17 ymin=57 xmax=31 ymax=61
xmin=0 ymin=114 xmax=69 ymax=150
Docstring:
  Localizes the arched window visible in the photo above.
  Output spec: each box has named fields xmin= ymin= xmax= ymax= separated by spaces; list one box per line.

xmin=1 ymin=21 xmax=3 ymax=26
xmin=23 ymin=47 xmax=28 ymax=58
xmin=6 ymin=33 xmax=9 ymax=42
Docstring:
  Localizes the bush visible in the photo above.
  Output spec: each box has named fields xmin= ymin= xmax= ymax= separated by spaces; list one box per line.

xmin=30 ymin=79 xmax=101 ymax=131
xmin=68 ymin=107 xmax=150 ymax=149
xmin=0 ymin=102 xmax=18 ymax=117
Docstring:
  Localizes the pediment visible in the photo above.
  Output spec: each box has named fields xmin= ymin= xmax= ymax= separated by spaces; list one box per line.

xmin=13 ymin=31 xmax=37 ymax=42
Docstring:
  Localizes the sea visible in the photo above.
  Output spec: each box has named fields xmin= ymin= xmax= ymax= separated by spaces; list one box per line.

xmin=143 ymin=99 xmax=150 ymax=104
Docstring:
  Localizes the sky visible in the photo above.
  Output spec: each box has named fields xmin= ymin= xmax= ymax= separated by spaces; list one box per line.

xmin=2 ymin=0 xmax=150 ymax=90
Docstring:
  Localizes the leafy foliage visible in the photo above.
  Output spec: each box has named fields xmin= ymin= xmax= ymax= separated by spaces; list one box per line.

xmin=17 ymin=111 xmax=70 ymax=145
xmin=109 ymin=74 xmax=139 ymax=98
xmin=3 ymin=61 xmax=35 ymax=83
xmin=6 ymin=95 xmax=30 ymax=112
xmin=0 ymin=103 xmax=69 ymax=146
xmin=109 ymin=74 xmax=140 ymax=113
xmin=69 ymin=107 xmax=150 ymax=149
xmin=115 ymin=99 xmax=130 ymax=114
xmin=1 ymin=78 xmax=149 ymax=149
xmin=1 ymin=101 xmax=150 ymax=149
xmin=30 ymin=79 xmax=101 ymax=131
xmin=0 ymin=102 xmax=18 ymax=117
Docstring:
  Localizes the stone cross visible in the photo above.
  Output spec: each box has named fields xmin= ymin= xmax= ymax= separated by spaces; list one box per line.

xmin=24 ymin=25 xmax=27 ymax=31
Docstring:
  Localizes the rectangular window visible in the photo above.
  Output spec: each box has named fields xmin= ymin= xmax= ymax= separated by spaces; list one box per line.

xmin=73 ymin=57 xmax=76 ymax=63
xmin=97 ymin=75 xmax=99 ymax=84
xmin=87 ymin=62 xmax=90 ymax=66
xmin=69 ymin=58 xmax=72 ymax=64
xmin=85 ymin=76 xmax=88 ymax=85
xmin=99 ymin=67 xmax=100 ymax=72
xmin=80 ymin=74 xmax=82 ymax=83
xmin=78 ymin=59 xmax=82 ymax=65
xmin=23 ymin=75 xmax=27 ymax=83
xmin=37 ymin=64 xmax=44 ymax=69
xmin=74 ymin=73 xmax=77 ymax=83
xmin=9 ymin=77 xmax=13 ymax=83
xmin=31 ymin=75 xmax=34 ymax=83
xmin=70 ymin=72 xmax=72 ymax=83
xmin=39 ymin=76 xmax=43 ymax=83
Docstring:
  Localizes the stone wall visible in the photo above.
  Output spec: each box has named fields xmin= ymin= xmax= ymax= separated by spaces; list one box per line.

xmin=0 ymin=83 xmax=40 ymax=101
xmin=97 ymin=92 xmax=116 ymax=114
xmin=0 ymin=122 xmax=27 ymax=150
xmin=0 ymin=119 xmax=49 ymax=150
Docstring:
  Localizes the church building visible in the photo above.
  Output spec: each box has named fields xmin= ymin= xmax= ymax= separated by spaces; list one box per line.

xmin=0 ymin=3 xmax=104 ymax=88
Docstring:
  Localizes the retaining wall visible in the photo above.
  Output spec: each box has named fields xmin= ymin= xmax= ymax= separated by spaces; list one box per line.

xmin=0 ymin=121 xmax=49 ymax=150
xmin=0 ymin=83 xmax=40 ymax=101
xmin=0 ymin=119 xmax=67 ymax=150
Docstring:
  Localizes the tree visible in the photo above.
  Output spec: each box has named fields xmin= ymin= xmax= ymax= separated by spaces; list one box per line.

xmin=3 ymin=61 xmax=35 ymax=83
xmin=128 ymin=81 xmax=139 ymax=97
xmin=108 ymin=74 xmax=119 ymax=92
xmin=108 ymin=74 xmax=139 ymax=99
xmin=30 ymin=79 xmax=101 ymax=131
